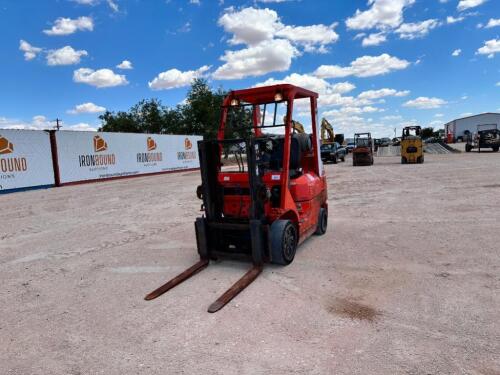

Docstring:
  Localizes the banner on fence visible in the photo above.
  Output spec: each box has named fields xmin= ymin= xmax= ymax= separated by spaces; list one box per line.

xmin=55 ymin=131 xmax=202 ymax=184
xmin=0 ymin=129 xmax=55 ymax=192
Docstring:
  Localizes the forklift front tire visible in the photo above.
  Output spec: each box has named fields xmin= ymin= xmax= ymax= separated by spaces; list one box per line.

xmin=270 ymin=220 xmax=297 ymax=266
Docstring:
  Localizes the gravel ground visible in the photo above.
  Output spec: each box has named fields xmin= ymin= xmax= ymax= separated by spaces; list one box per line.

xmin=1 ymin=152 xmax=499 ymax=375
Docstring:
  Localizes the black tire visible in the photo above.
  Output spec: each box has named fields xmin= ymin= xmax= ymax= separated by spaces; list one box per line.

xmin=341 ymin=155 xmax=345 ymax=162
xmin=465 ymin=144 xmax=472 ymax=152
xmin=270 ymin=220 xmax=298 ymax=265
xmin=332 ymin=155 xmax=338 ymax=164
xmin=314 ymin=207 xmax=327 ymax=235
xmin=492 ymin=146 xmax=499 ymax=152
xmin=401 ymin=157 xmax=407 ymax=164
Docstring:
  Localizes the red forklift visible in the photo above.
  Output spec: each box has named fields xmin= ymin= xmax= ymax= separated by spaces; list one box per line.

xmin=352 ymin=132 xmax=374 ymax=166
xmin=145 ymin=84 xmax=328 ymax=312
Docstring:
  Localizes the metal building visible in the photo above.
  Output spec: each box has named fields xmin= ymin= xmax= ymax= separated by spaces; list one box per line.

xmin=444 ymin=113 xmax=500 ymax=142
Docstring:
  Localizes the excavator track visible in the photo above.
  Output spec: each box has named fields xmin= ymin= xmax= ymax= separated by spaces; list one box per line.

xmin=144 ymin=260 xmax=263 ymax=313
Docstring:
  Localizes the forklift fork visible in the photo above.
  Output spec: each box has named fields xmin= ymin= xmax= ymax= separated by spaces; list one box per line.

xmin=144 ymin=259 xmax=209 ymax=301
xmin=144 ymin=261 xmax=262 ymax=313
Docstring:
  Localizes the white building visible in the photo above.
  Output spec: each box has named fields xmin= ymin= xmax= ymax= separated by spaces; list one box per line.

xmin=444 ymin=113 xmax=500 ymax=142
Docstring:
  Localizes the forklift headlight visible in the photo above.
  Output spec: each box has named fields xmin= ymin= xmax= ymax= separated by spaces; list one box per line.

xmin=274 ymin=92 xmax=283 ymax=102
xmin=196 ymin=185 xmax=203 ymax=200
xmin=230 ymin=98 xmax=240 ymax=106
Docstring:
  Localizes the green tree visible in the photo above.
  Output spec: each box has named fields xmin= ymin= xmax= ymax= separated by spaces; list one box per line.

xmin=421 ymin=127 xmax=434 ymax=138
xmin=99 ymin=98 xmax=166 ymax=134
xmin=98 ymin=79 xmax=226 ymax=140
xmin=180 ymin=79 xmax=225 ymax=139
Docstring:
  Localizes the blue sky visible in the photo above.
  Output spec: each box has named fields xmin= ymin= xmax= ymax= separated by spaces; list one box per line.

xmin=0 ymin=0 xmax=498 ymax=137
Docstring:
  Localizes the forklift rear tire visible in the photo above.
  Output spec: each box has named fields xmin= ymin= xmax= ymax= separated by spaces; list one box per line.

xmin=493 ymin=146 xmax=499 ymax=152
xmin=401 ymin=157 xmax=407 ymax=164
xmin=270 ymin=220 xmax=297 ymax=265
xmin=314 ymin=208 xmax=327 ymax=235
xmin=341 ymin=156 xmax=345 ymax=162
xmin=465 ymin=144 xmax=472 ymax=152
xmin=332 ymin=156 xmax=338 ymax=164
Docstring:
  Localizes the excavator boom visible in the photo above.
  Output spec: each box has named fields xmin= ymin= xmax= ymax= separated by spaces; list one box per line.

xmin=320 ymin=118 xmax=334 ymax=144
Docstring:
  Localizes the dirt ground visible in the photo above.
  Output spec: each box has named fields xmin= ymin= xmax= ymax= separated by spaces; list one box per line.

xmin=1 ymin=151 xmax=499 ymax=375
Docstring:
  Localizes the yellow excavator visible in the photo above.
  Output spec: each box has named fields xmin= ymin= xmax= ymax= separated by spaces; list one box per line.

xmin=320 ymin=118 xmax=334 ymax=144
xmin=292 ymin=119 xmax=305 ymax=134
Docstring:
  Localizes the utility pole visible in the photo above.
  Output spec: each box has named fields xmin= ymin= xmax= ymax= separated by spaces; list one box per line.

xmin=53 ymin=118 xmax=62 ymax=131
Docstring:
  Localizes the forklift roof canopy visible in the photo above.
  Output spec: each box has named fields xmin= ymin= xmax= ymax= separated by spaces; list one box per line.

xmin=223 ymin=84 xmax=318 ymax=106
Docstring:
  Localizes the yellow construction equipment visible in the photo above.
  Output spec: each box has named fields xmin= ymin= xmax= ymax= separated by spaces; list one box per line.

xmin=401 ymin=126 xmax=424 ymax=164
xmin=320 ymin=118 xmax=334 ymax=144
xmin=291 ymin=120 xmax=305 ymax=134
xmin=283 ymin=116 xmax=306 ymax=134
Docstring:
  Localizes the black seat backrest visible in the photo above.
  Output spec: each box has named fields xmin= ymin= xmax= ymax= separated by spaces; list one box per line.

xmin=269 ymin=137 xmax=302 ymax=171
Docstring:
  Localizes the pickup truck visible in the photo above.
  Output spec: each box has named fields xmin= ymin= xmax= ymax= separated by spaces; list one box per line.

xmin=321 ymin=142 xmax=347 ymax=163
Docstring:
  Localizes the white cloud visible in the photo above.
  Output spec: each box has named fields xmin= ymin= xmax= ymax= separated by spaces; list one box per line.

xmin=324 ymin=106 xmax=382 ymax=116
xmin=72 ymin=0 xmax=118 ymax=12
xmin=358 ymin=88 xmax=410 ymax=100
xmin=215 ymin=7 xmax=339 ymax=78
xmin=434 ymin=113 xmax=444 ymax=117
xmin=68 ymin=102 xmax=106 ymax=114
xmin=319 ymin=93 xmax=371 ymax=108
xmin=67 ymin=123 xmax=98 ymax=131
xmin=452 ymin=48 xmax=461 ymax=56
xmin=149 ymin=65 xmax=210 ymax=90
xmin=361 ymin=32 xmax=387 ymax=46
xmin=395 ymin=19 xmax=440 ymax=39
xmin=496 ymin=82 xmax=500 ymax=86
xmin=213 ymin=39 xmax=297 ymax=80
xmin=314 ymin=53 xmax=410 ymax=78
xmin=107 ymin=0 xmax=118 ymax=12
xmin=457 ymin=0 xmax=486 ymax=11
xmin=446 ymin=16 xmax=464 ymax=24
xmin=73 ymin=68 xmax=128 ymax=88
xmin=19 ymin=40 xmax=42 ymax=61
xmin=476 ymin=38 xmax=500 ymax=58
xmin=331 ymin=82 xmax=357 ymax=94
xmin=43 ymin=16 xmax=93 ymax=36
xmin=116 ymin=60 xmax=133 ymax=69
xmin=0 ymin=115 xmax=97 ymax=131
xmin=256 ymin=73 xmax=355 ymax=95
xmin=485 ymin=18 xmax=500 ymax=28
xmin=218 ymin=6 xmax=338 ymax=52
xmin=275 ymin=23 xmax=339 ymax=52
xmin=72 ymin=0 xmax=98 ymax=4
xmin=381 ymin=115 xmax=403 ymax=121
xmin=46 ymin=46 xmax=88 ymax=66
xmin=190 ymin=0 xmax=201 ymax=4
xmin=346 ymin=0 xmax=415 ymax=30
xmin=403 ymin=97 xmax=447 ymax=109
xmin=218 ymin=7 xmax=281 ymax=45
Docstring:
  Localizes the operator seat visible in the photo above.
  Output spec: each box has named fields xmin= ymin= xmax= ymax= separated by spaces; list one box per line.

xmin=269 ymin=134 xmax=311 ymax=178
